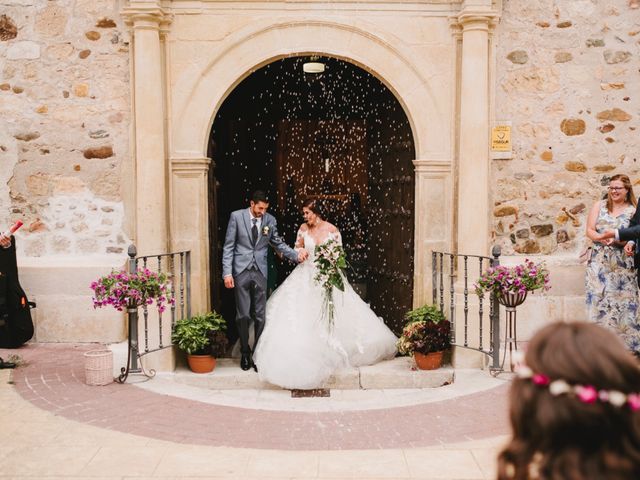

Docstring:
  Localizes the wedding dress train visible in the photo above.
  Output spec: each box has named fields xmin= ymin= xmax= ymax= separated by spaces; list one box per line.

xmin=253 ymin=231 xmax=397 ymax=389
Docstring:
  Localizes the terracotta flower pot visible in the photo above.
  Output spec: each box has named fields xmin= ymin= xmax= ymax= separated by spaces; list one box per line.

xmin=187 ymin=354 xmax=216 ymax=373
xmin=414 ymin=351 xmax=444 ymax=370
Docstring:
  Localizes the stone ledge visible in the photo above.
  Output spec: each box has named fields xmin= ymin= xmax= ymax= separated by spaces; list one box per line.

xmin=169 ymin=357 xmax=455 ymax=390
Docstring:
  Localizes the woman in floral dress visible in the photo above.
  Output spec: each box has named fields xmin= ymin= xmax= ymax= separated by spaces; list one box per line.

xmin=585 ymin=174 xmax=640 ymax=353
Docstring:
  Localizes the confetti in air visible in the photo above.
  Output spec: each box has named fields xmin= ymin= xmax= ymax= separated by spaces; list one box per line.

xmin=211 ymin=56 xmax=416 ymax=334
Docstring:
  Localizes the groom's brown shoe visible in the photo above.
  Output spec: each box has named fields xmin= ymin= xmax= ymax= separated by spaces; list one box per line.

xmin=240 ymin=353 xmax=251 ymax=371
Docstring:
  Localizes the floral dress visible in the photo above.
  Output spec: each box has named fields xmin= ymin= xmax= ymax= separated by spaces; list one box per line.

xmin=585 ymin=201 xmax=640 ymax=353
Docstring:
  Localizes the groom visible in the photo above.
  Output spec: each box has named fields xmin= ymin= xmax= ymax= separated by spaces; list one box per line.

xmin=600 ymin=207 xmax=640 ymax=285
xmin=222 ymin=190 xmax=307 ymax=371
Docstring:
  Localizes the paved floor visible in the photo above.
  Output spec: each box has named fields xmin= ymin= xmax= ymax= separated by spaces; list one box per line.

xmin=0 ymin=343 xmax=512 ymax=479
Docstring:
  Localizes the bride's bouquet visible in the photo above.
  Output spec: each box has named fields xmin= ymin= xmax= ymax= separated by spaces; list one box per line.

xmin=314 ymin=239 xmax=347 ymax=330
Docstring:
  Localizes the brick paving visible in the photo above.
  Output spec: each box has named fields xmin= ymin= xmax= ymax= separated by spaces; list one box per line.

xmin=2 ymin=343 xmax=510 ymax=451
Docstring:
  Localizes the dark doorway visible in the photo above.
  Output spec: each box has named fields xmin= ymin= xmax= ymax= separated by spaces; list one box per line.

xmin=208 ymin=56 xmax=415 ymax=344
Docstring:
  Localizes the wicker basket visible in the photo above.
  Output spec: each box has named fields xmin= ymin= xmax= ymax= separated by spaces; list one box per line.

xmin=84 ymin=349 xmax=114 ymax=386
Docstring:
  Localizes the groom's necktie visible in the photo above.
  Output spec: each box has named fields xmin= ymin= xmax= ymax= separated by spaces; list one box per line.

xmin=252 ymin=218 xmax=258 ymax=245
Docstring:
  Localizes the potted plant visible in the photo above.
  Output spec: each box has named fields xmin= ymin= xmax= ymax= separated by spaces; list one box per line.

xmin=90 ymin=268 xmax=173 ymax=312
xmin=397 ymin=304 xmax=451 ymax=370
xmin=475 ymin=259 xmax=550 ymax=307
xmin=171 ymin=311 xmax=227 ymax=373
xmin=88 ymin=268 xmax=173 ymax=385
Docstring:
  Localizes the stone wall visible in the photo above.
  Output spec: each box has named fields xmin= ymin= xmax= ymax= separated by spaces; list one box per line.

xmin=493 ymin=0 xmax=640 ymax=258
xmin=0 ymin=0 xmax=131 ymax=343
xmin=0 ymin=0 xmax=131 ymax=258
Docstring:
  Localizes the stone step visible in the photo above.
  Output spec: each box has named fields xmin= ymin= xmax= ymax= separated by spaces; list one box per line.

xmin=168 ymin=357 xmax=454 ymax=390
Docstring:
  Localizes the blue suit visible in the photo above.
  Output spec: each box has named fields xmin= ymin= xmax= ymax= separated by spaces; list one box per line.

xmin=222 ymin=209 xmax=298 ymax=354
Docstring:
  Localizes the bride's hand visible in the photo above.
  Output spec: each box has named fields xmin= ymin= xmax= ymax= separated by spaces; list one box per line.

xmin=297 ymin=250 xmax=309 ymax=263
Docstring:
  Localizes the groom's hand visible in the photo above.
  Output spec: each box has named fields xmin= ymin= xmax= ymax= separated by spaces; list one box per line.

xmin=224 ymin=275 xmax=234 ymax=289
xmin=624 ymin=242 xmax=635 ymax=256
xmin=297 ymin=250 xmax=308 ymax=263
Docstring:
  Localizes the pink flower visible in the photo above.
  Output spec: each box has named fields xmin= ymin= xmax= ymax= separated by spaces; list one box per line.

xmin=532 ymin=374 xmax=550 ymax=386
xmin=576 ymin=385 xmax=598 ymax=404
xmin=627 ymin=393 xmax=640 ymax=411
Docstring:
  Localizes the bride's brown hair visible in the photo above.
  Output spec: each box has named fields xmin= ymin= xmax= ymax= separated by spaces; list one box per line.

xmin=497 ymin=322 xmax=640 ymax=480
xmin=302 ymin=198 xmax=325 ymax=220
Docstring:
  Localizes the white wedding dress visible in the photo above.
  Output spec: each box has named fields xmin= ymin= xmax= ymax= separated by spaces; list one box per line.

xmin=253 ymin=230 xmax=397 ymax=389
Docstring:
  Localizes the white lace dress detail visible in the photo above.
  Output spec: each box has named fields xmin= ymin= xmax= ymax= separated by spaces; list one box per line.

xmin=253 ymin=229 xmax=397 ymax=389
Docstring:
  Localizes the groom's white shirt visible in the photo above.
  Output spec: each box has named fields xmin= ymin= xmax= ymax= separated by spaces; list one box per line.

xmin=248 ymin=208 xmax=262 ymax=231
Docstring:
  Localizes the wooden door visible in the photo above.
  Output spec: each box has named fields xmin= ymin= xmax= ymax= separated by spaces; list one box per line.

xmin=274 ymin=119 xmax=370 ymax=283
xmin=366 ymin=119 xmax=415 ymax=334
xmin=276 ymin=119 xmax=367 ymax=212
xmin=275 ymin=117 xmax=415 ymax=334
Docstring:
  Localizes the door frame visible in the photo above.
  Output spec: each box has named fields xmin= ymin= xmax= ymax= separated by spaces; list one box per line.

xmin=166 ymin=19 xmax=456 ymax=314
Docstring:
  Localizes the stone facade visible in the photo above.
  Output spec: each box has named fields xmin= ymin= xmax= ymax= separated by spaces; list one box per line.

xmin=2 ymin=0 xmax=639 ymax=355
xmin=490 ymin=0 xmax=640 ymax=326
xmin=0 ymin=0 xmax=131 ymax=260
xmin=493 ymin=0 xmax=640 ymax=258
xmin=0 ymin=0 xmax=131 ymax=342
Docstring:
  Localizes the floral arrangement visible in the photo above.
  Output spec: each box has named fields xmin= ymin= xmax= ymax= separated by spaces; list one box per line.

xmin=515 ymin=360 xmax=640 ymax=411
xmin=314 ymin=239 xmax=347 ymax=329
xmin=90 ymin=269 xmax=173 ymax=313
xmin=474 ymin=259 xmax=550 ymax=297
xmin=397 ymin=305 xmax=451 ymax=355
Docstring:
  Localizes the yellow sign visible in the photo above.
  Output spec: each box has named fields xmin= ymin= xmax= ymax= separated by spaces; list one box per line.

xmin=491 ymin=125 xmax=511 ymax=152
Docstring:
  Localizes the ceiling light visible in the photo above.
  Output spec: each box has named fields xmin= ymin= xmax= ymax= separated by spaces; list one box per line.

xmin=303 ymin=58 xmax=325 ymax=74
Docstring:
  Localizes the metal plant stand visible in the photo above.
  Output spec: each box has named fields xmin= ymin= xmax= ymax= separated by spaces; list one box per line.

xmin=116 ymin=244 xmax=192 ymax=384
xmin=117 ymin=245 xmax=155 ymax=383
xmin=497 ymin=290 xmax=527 ymax=371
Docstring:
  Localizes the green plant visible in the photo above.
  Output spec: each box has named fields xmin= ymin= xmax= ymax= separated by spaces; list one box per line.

xmin=396 ymin=304 xmax=451 ymax=355
xmin=171 ymin=311 xmax=226 ymax=355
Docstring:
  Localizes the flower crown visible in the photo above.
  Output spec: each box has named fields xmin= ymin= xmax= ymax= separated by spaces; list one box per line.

xmin=515 ymin=359 xmax=640 ymax=411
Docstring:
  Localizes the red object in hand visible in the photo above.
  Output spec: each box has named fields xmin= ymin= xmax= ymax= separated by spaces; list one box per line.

xmin=9 ymin=220 xmax=23 ymax=234
xmin=2 ymin=220 xmax=23 ymax=238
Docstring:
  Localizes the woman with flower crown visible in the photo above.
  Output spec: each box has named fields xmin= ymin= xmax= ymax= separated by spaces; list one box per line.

xmin=498 ymin=322 xmax=640 ymax=480
xmin=253 ymin=198 xmax=397 ymax=389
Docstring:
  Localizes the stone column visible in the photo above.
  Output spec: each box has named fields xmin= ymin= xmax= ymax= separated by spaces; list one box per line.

xmin=170 ymin=157 xmax=212 ymax=314
xmin=449 ymin=2 xmax=499 ymax=367
xmin=455 ymin=3 xmax=497 ymax=257
xmin=413 ymin=159 xmax=453 ymax=307
xmin=122 ymin=3 xmax=172 ymax=256
xmin=121 ymin=3 xmax=174 ymax=373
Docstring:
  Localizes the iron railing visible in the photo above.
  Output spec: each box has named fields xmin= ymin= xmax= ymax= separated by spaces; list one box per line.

xmin=432 ymin=245 xmax=502 ymax=371
xmin=118 ymin=244 xmax=191 ymax=383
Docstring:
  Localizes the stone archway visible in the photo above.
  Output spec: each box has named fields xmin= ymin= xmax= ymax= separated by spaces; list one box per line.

xmin=122 ymin=0 xmax=500 ymax=370
xmin=207 ymin=55 xmax=417 ymax=336
xmin=167 ymin=20 xmax=454 ymax=313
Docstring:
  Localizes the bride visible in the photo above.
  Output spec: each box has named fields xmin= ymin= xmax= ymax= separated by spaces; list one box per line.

xmin=253 ymin=198 xmax=397 ymax=389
